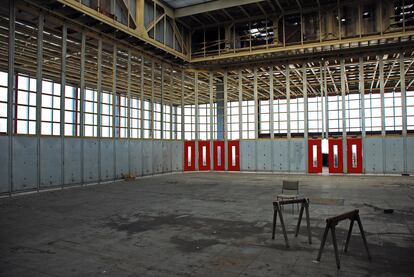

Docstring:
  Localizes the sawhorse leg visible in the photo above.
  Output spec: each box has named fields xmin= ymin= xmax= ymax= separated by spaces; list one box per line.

xmin=357 ymin=214 xmax=371 ymax=260
xmin=305 ymin=203 xmax=312 ymax=244
xmin=277 ymin=204 xmax=289 ymax=248
xmin=316 ymin=224 xmax=329 ymax=262
xmin=331 ymin=227 xmax=340 ymax=269
xmin=344 ymin=219 xmax=355 ymax=252
xmin=272 ymin=206 xmax=277 ymax=240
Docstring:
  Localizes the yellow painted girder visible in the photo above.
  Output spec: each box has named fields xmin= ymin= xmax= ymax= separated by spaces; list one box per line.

xmin=58 ymin=0 xmax=190 ymax=62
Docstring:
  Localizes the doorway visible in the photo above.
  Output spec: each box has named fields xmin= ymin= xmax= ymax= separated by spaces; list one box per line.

xmin=322 ymin=139 xmax=329 ymax=174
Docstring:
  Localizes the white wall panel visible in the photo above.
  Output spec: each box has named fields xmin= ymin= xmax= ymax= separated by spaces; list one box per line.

xmin=64 ymin=138 xmax=82 ymax=185
xmin=0 ymin=136 xmax=9 ymax=193
xmin=256 ymin=140 xmax=272 ymax=171
xmin=12 ymin=136 xmax=37 ymax=191
xmin=40 ymin=137 xmax=62 ymax=188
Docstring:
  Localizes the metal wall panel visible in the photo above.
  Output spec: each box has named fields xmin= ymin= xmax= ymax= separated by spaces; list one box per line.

xmin=384 ymin=137 xmax=404 ymax=173
xmin=152 ymin=140 xmax=163 ymax=174
xmin=171 ymin=140 xmax=183 ymax=172
xmin=289 ymin=139 xmax=306 ymax=172
xmin=83 ymin=138 xmax=99 ymax=183
xmin=40 ymin=137 xmax=62 ymax=188
xmin=0 ymin=136 xmax=9 ymax=193
xmin=100 ymin=139 xmax=114 ymax=181
xmin=115 ymin=139 xmax=129 ymax=178
xmin=64 ymin=138 xmax=81 ymax=185
xmin=12 ymin=136 xmax=37 ymax=191
xmin=142 ymin=140 xmax=153 ymax=175
xmin=162 ymin=141 xmax=172 ymax=173
xmin=407 ymin=137 xmax=414 ymax=173
xmin=364 ymin=138 xmax=384 ymax=173
xmin=256 ymin=140 xmax=272 ymax=171
xmin=240 ymin=140 xmax=256 ymax=171
xmin=130 ymin=140 xmax=142 ymax=177
xmin=273 ymin=140 xmax=289 ymax=172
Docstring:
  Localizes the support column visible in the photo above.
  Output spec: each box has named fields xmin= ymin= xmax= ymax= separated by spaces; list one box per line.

xmin=181 ymin=71 xmax=184 ymax=141
xmin=254 ymin=67 xmax=258 ymax=139
xmin=324 ymin=63 xmax=329 ymax=138
xmin=303 ymin=63 xmax=309 ymax=173
xmin=140 ymin=56 xmax=145 ymax=139
xmin=36 ymin=13 xmax=44 ymax=192
xmin=97 ymin=38 xmax=102 ymax=183
xmin=320 ymin=64 xmax=324 ymax=138
xmin=400 ymin=53 xmax=407 ymax=173
xmin=194 ymin=72 xmax=199 ymax=170
xmin=303 ymin=64 xmax=308 ymax=139
xmin=379 ymin=55 xmax=386 ymax=172
xmin=216 ymin=77 xmax=224 ymax=140
xmin=60 ymin=23 xmax=67 ymax=188
xmin=253 ymin=67 xmax=258 ymax=170
xmin=269 ymin=66 xmax=274 ymax=172
xmin=286 ymin=65 xmax=291 ymax=139
xmin=270 ymin=67 xmax=274 ymax=139
xmin=238 ymin=70 xmax=243 ymax=140
xmin=161 ymin=64 xmax=164 ymax=139
xmin=340 ymin=58 xmax=347 ymax=173
xmin=359 ymin=58 xmax=366 ymax=138
xmin=112 ymin=45 xmax=117 ymax=180
xmin=150 ymin=61 xmax=155 ymax=138
xmin=223 ymin=71 xmax=228 ymax=169
xmin=379 ymin=56 xmax=385 ymax=136
xmin=7 ymin=0 xmax=15 ymax=194
xmin=359 ymin=57 xmax=366 ymax=173
xmin=170 ymin=68 xmax=174 ymax=140
xmin=209 ymin=71 xmax=214 ymax=168
xmin=80 ymin=32 xmax=86 ymax=185
xmin=127 ymin=49 xmax=132 ymax=174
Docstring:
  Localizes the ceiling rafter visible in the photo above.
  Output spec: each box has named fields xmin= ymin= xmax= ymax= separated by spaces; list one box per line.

xmin=174 ymin=0 xmax=267 ymax=18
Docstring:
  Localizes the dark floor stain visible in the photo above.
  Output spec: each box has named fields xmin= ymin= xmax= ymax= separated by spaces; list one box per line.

xmin=169 ymin=235 xmax=220 ymax=252
xmin=10 ymin=246 xmax=56 ymax=255
xmin=105 ymin=213 xmax=270 ymax=240
xmin=311 ymin=197 xmax=344 ymax=206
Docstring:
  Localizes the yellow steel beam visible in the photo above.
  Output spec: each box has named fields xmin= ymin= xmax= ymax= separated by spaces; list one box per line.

xmin=57 ymin=0 xmax=189 ymax=61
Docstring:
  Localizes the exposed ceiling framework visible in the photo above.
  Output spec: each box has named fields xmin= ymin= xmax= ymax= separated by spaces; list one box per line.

xmin=173 ymin=0 xmax=268 ymax=18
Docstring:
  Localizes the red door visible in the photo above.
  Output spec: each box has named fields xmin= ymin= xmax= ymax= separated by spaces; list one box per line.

xmin=228 ymin=140 xmax=240 ymax=171
xmin=184 ymin=141 xmax=195 ymax=171
xmin=308 ymin=139 xmax=322 ymax=173
xmin=328 ymin=139 xmax=343 ymax=173
xmin=198 ymin=141 xmax=211 ymax=171
xmin=347 ymin=138 xmax=363 ymax=174
xmin=213 ymin=141 xmax=225 ymax=171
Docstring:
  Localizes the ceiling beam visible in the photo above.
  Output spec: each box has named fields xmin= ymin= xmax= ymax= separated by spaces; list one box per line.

xmin=175 ymin=0 xmax=267 ymax=18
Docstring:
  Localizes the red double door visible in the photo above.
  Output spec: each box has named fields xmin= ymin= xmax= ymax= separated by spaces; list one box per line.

xmin=308 ymin=139 xmax=322 ymax=173
xmin=184 ymin=140 xmax=240 ymax=171
xmin=308 ymin=138 xmax=363 ymax=174
xmin=327 ymin=138 xmax=363 ymax=173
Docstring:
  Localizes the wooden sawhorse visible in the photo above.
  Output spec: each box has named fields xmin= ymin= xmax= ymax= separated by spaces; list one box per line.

xmin=272 ymin=198 xmax=312 ymax=248
xmin=316 ymin=209 xmax=371 ymax=269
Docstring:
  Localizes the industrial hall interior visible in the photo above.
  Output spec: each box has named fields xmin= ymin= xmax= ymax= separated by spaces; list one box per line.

xmin=1 ymin=0 xmax=414 ymax=276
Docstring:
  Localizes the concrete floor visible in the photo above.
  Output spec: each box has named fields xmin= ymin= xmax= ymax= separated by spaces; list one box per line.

xmin=0 ymin=172 xmax=414 ymax=277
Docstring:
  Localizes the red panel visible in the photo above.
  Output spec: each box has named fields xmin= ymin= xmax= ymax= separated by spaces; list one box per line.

xmin=227 ymin=140 xmax=240 ymax=171
xmin=347 ymin=138 xmax=363 ymax=174
xmin=213 ymin=141 xmax=225 ymax=171
xmin=308 ymin=139 xmax=322 ymax=173
xmin=184 ymin=141 xmax=195 ymax=171
xmin=328 ymin=139 xmax=343 ymax=173
xmin=198 ymin=141 xmax=211 ymax=171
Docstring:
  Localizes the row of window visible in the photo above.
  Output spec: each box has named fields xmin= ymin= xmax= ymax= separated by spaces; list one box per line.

xmin=1 ymin=72 xmax=414 ymax=139
xmin=0 ymin=73 xmax=182 ymax=139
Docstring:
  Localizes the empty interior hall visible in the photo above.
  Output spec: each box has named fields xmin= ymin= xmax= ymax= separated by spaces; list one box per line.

xmin=0 ymin=0 xmax=414 ymax=277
